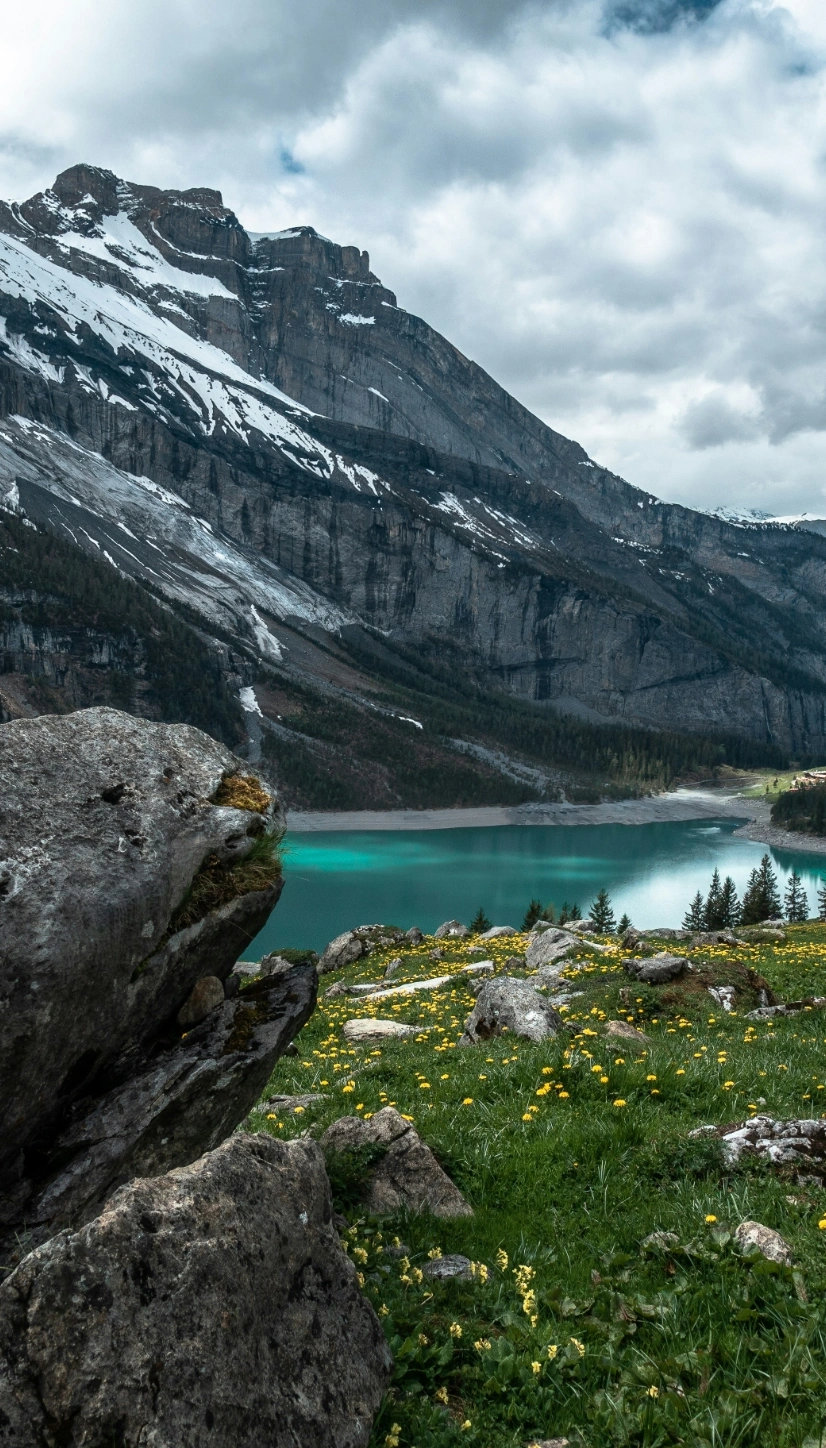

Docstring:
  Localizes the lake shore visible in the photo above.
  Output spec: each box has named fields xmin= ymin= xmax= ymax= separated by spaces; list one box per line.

xmin=287 ymin=787 xmax=773 ymax=834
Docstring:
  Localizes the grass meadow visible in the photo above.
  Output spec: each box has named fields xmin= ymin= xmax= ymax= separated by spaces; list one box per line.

xmin=246 ymin=925 xmax=826 ymax=1448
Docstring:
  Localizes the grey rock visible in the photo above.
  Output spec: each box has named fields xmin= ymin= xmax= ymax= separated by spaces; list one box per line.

xmin=176 ymin=974 xmax=224 ymax=1028
xmin=459 ymin=977 xmax=564 ymax=1045
xmin=259 ymin=951 xmax=306 ymax=978
xmin=405 ymin=927 xmax=424 ymax=944
xmin=693 ymin=1115 xmax=826 ymax=1173
xmin=504 ymin=954 xmax=526 ymax=970
xmin=422 ymin=1253 xmax=472 ymax=1281
xmin=319 ymin=930 xmax=365 ymax=973
xmin=342 ymin=1019 xmax=417 ymax=1043
xmin=322 ymin=1108 xmax=472 ymax=1218
xmin=691 ymin=930 xmax=739 ymax=947
xmin=623 ymin=953 xmax=689 ymax=984
xmin=529 ymin=1441 xmax=570 ymax=1448
xmin=525 ymin=928 xmax=578 ymax=970
xmin=429 ymin=948 xmax=445 ymax=961
xmin=624 ymin=928 xmax=691 ymax=949
xmin=479 ymin=925 xmax=517 ymax=938
xmin=12 ymin=966 xmax=316 ymax=1242
xmin=0 ymin=708 xmax=282 ymax=1209
xmin=738 ymin=926 xmax=787 ymax=943
xmin=434 ymin=919 xmax=470 ymax=939
xmin=384 ymin=956 xmax=403 ymax=977
xmin=257 ymin=1093 xmax=327 ymax=1112
xmin=707 ymin=985 xmax=737 ymax=1012
xmin=605 ymin=1019 xmax=649 ymax=1043
xmin=232 ymin=960 xmax=262 ymax=978
xmin=0 ymin=1133 xmax=392 ymax=1448
xmin=325 ymin=979 xmax=351 ymax=998
xmin=735 ymin=1219 xmax=793 ymax=1266
xmin=462 ymin=959 xmax=494 ymax=976
xmin=362 ymin=975 xmax=452 ymax=1002
xmin=223 ymin=973 xmax=240 ymax=999
xmin=746 ymin=996 xmax=826 ymax=1020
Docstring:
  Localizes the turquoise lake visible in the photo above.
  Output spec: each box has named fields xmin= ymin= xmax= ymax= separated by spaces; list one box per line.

xmin=246 ymin=818 xmax=826 ymax=956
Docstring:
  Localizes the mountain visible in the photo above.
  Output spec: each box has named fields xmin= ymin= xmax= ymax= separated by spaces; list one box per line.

xmin=1 ymin=163 xmax=824 ymax=805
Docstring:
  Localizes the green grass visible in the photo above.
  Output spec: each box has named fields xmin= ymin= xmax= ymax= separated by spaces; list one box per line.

xmin=245 ymin=926 xmax=826 ymax=1447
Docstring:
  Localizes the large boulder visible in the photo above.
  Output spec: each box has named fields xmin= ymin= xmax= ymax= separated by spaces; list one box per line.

xmin=11 ymin=965 xmax=316 ymax=1244
xmin=623 ymin=953 xmax=689 ymax=984
xmin=459 ymin=977 xmax=564 ymax=1045
xmin=525 ymin=928 xmax=578 ymax=970
xmin=434 ymin=919 xmax=470 ymax=939
xmin=322 ymin=1107 xmax=472 ymax=1218
xmin=318 ymin=930 xmax=366 ymax=973
xmin=0 ymin=707 xmax=289 ymax=1240
xmin=0 ymin=1133 xmax=392 ymax=1448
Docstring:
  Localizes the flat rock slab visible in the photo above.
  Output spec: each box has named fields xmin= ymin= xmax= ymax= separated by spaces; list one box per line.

xmin=423 ymin=1254 xmax=473 ymax=1281
xmin=623 ymin=953 xmax=689 ymax=984
xmin=746 ymin=996 xmax=826 ymax=1021
xmin=343 ymin=1019 xmax=417 ymax=1042
xmin=0 ymin=1134 xmax=392 ymax=1448
xmin=691 ymin=1115 xmax=826 ymax=1174
xmin=735 ymin=1219 xmax=793 ymax=1265
xmin=322 ymin=1107 xmax=472 ymax=1218
xmin=459 ymin=977 xmax=564 ymax=1045
xmin=362 ymin=974 xmax=454 ymax=1001
xmin=479 ymin=926 xmax=517 ymax=938
xmin=257 ymin=1093 xmax=327 ymax=1111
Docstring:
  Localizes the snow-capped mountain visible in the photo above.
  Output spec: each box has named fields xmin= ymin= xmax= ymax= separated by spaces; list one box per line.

xmin=2 ymin=162 xmax=826 ymax=778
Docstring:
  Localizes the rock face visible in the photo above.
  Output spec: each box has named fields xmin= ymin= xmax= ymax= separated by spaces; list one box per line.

xmin=322 ymin=1108 xmax=472 ymax=1218
xmin=2 ymin=164 xmax=826 ymax=766
xmin=0 ymin=1134 xmax=392 ymax=1448
xmin=623 ymin=953 xmax=689 ymax=984
xmin=459 ymin=977 xmax=564 ymax=1045
xmin=0 ymin=708 xmax=314 ymax=1256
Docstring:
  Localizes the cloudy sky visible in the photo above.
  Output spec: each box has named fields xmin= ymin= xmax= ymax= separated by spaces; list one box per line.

xmin=3 ymin=0 xmax=826 ymax=516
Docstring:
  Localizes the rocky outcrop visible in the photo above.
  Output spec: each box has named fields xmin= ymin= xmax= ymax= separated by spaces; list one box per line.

xmin=0 ymin=1134 xmax=392 ymax=1448
xmin=692 ymin=1116 xmax=826 ymax=1175
xmin=623 ymin=953 xmax=689 ymax=984
xmin=0 ymin=708 xmax=295 ymax=1243
xmin=322 ymin=1108 xmax=472 ymax=1218
xmin=459 ymin=977 xmax=564 ymax=1045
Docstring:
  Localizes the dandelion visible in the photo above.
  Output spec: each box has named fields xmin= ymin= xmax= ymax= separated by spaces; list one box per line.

xmin=266 ymin=1112 xmax=277 ymax=1120
xmin=722 ymin=1081 xmax=735 ymax=1090
xmin=646 ymin=1074 xmax=657 ymax=1081
xmin=461 ymin=1423 xmax=472 ymax=1432
xmin=522 ymin=1112 xmax=533 ymax=1122
xmin=705 ymin=1214 xmax=717 ymax=1223
xmin=449 ymin=1322 xmax=463 ymax=1338
xmin=558 ymin=1090 xmax=570 ymax=1099
xmin=613 ymin=1098 xmax=627 ymax=1107
xmin=676 ymin=1069 xmax=685 ymax=1075
xmin=462 ymin=1097 xmax=474 ymax=1106
xmin=819 ymin=1218 xmax=826 ymax=1229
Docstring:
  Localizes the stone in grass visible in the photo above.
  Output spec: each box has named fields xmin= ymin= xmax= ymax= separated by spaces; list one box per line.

xmin=384 ymin=956 xmax=403 ymax=977
xmin=406 ymin=927 xmax=424 ymax=944
xmin=0 ymin=1134 xmax=392 ymax=1448
xmin=641 ymin=1230 xmax=680 ymax=1252
xmin=434 ymin=919 xmax=470 ymax=939
xmin=176 ymin=974 xmax=224 ymax=1028
xmin=321 ymin=1107 xmax=473 ymax=1218
xmin=525 ymin=929 xmax=579 ymax=970
xmin=605 ymin=1019 xmax=649 ymax=1044
xmin=527 ymin=1440 xmax=571 ymax=1448
xmin=693 ymin=1115 xmax=826 ymax=1173
xmin=342 ymin=1019 xmax=417 ymax=1043
xmin=735 ymin=1220 xmax=793 ymax=1266
xmin=480 ymin=925 xmax=517 ymax=938
xmin=422 ymin=1254 xmax=473 ymax=1281
xmin=623 ymin=953 xmax=688 ymax=984
xmin=707 ymin=984 xmax=737 ymax=1013
xmin=318 ymin=929 xmax=365 ymax=973
xmin=459 ymin=977 xmax=564 ymax=1046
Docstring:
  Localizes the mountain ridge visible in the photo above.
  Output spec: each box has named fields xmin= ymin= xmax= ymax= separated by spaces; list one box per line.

xmin=0 ymin=162 xmax=824 ymax=798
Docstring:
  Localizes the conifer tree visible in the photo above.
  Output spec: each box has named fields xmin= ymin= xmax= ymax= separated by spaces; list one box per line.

xmin=704 ymin=869 xmax=724 ymax=930
xmin=818 ymin=879 xmax=826 ymax=922
xmin=784 ymin=870 xmax=809 ymax=923
xmin=617 ymin=912 xmax=632 ymax=935
xmin=719 ymin=876 xmax=740 ymax=927
xmin=541 ymin=903 xmax=557 ymax=923
xmin=683 ymin=892 xmax=705 ymax=930
xmin=741 ymin=854 xmax=782 ymax=924
xmin=589 ymin=888 xmax=616 ymax=933
xmin=522 ymin=899 xmax=543 ymax=931
xmin=569 ymin=903 xmax=582 ymax=921
xmin=469 ymin=907 xmax=492 ymax=934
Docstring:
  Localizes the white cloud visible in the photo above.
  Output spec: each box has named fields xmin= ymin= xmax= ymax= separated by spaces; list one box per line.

xmin=4 ymin=0 xmax=826 ymax=515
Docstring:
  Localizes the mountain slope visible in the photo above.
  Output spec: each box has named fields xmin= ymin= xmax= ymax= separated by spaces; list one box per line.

xmin=0 ymin=162 xmax=824 ymax=794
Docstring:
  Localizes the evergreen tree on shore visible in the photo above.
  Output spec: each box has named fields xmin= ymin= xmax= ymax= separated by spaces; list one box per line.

xmin=469 ymin=907 xmax=492 ymax=934
xmin=617 ymin=912 xmax=632 ymax=935
xmin=718 ymin=876 xmax=740 ymax=927
xmin=589 ymin=888 xmax=616 ymax=933
xmin=784 ymin=870 xmax=808 ymax=923
xmin=683 ymin=892 xmax=705 ymax=930
xmin=818 ymin=880 xmax=826 ymax=922
xmin=522 ymin=899 xmax=543 ymax=930
xmin=704 ymin=870 xmax=724 ymax=929
xmin=741 ymin=854 xmax=782 ymax=924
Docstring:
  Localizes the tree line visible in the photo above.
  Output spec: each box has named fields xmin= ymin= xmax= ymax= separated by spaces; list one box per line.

xmin=682 ymin=856 xmax=821 ymax=928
